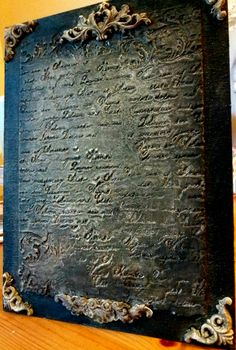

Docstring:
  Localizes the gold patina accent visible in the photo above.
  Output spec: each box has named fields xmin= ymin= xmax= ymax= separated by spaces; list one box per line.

xmin=204 ymin=0 xmax=227 ymax=20
xmin=3 ymin=272 xmax=33 ymax=315
xmin=184 ymin=297 xmax=234 ymax=346
xmin=5 ymin=21 xmax=37 ymax=62
xmin=55 ymin=293 xmax=153 ymax=324
xmin=60 ymin=1 xmax=151 ymax=43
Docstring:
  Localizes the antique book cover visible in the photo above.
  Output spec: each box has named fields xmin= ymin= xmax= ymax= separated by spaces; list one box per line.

xmin=3 ymin=0 xmax=235 ymax=347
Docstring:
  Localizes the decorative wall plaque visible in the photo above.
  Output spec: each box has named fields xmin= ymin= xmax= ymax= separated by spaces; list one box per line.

xmin=3 ymin=0 xmax=235 ymax=347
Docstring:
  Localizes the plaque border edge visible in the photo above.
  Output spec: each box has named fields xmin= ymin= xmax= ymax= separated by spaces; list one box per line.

xmin=3 ymin=1 xmax=227 ymax=63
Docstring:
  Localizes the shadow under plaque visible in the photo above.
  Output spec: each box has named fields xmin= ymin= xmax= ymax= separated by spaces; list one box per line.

xmin=3 ymin=0 xmax=235 ymax=348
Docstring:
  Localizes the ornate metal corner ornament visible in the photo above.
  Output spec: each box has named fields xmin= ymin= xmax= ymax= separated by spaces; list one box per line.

xmin=184 ymin=297 xmax=234 ymax=346
xmin=60 ymin=2 xmax=151 ymax=43
xmin=204 ymin=0 xmax=227 ymax=20
xmin=3 ymin=272 xmax=33 ymax=315
xmin=55 ymin=294 xmax=153 ymax=324
xmin=5 ymin=21 xmax=37 ymax=62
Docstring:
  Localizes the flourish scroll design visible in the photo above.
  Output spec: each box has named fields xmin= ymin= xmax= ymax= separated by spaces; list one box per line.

xmin=184 ymin=297 xmax=234 ymax=346
xmin=5 ymin=21 xmax=37 ymax=62
xmin=3 ymin=272 xmax=33 ymax=315
xmin=204 ymin=0 xmax=227 ymax=20
xmin=55 ymin=293 xmax=153 ymax=324
xmin=60 ymin=2 xmax=151 ymax=43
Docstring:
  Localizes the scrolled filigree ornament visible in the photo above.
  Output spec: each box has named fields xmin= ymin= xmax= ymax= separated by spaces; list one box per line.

xmin=184 ymin=297 xmax=234 ymax=346
xmin=60 ymin=1 xmax=151 ymax=43
xmin=3 ymin=272 xmax=33 ymax=315
xmin=5 ymin=21 xmax=37 ymax=62
xmin=204 ymin=0 xmax=227 ymax=20
xmin=55 ymin=293 xmax=153 ymax=324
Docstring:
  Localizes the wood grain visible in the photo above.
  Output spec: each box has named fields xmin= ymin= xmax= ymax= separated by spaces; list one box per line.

xmin=0 ymin=244 xmax=221 ymax=350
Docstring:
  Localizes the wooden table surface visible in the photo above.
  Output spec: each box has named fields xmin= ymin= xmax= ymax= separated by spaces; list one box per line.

xmin=0 ymin=244 xmax=221 ymax=350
